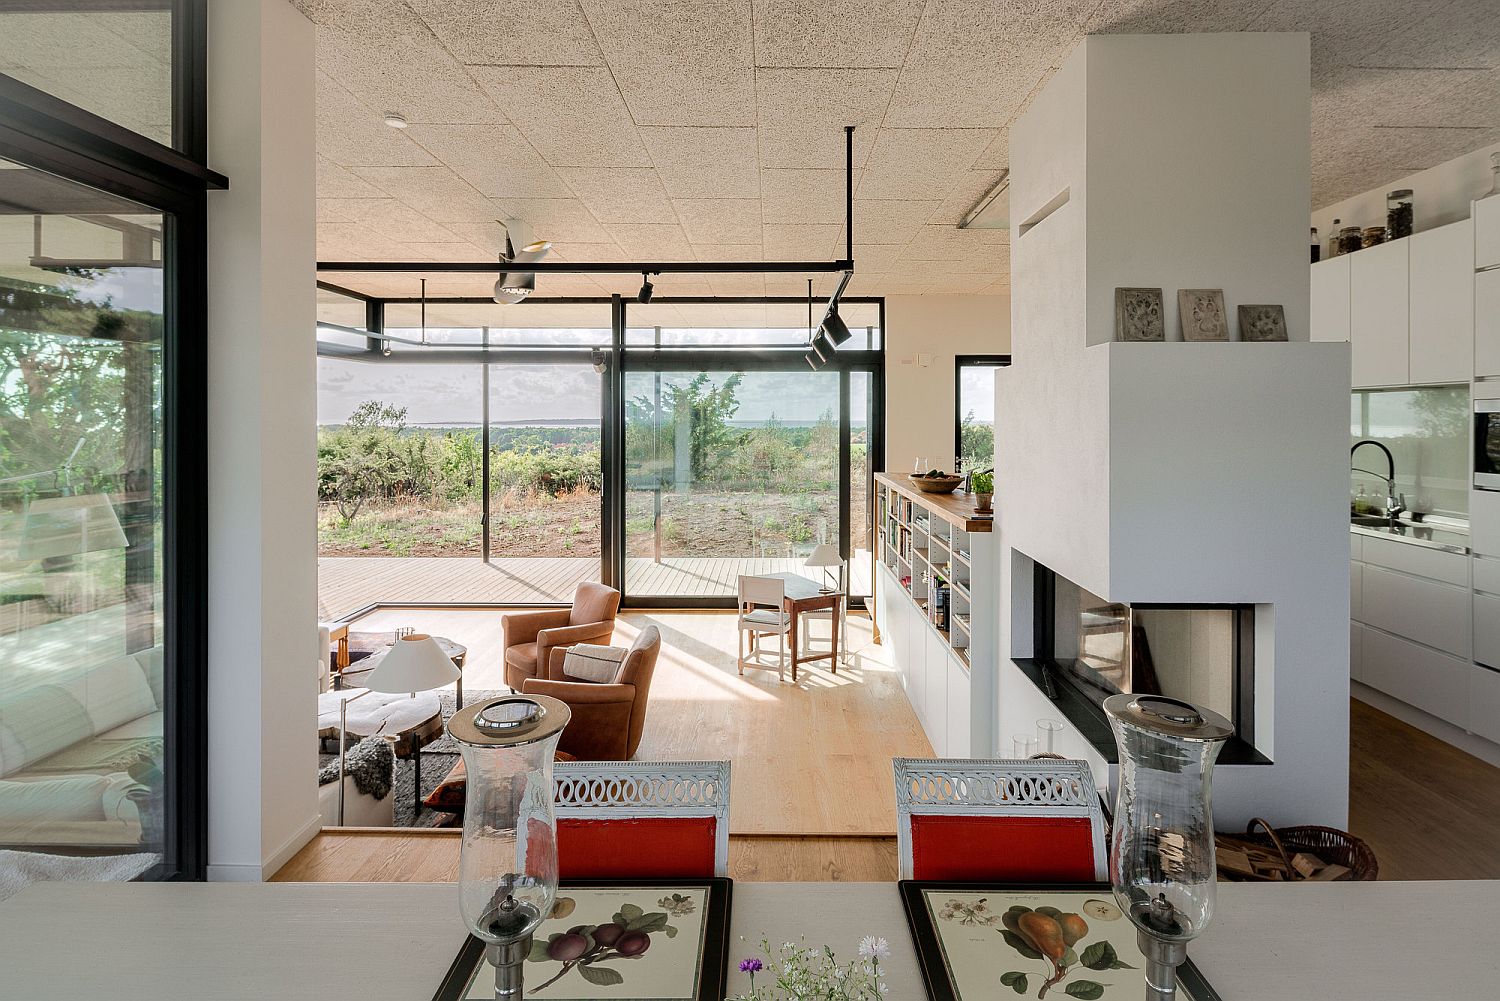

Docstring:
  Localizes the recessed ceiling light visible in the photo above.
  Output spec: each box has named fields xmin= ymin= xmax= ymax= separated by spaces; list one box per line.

xmin=383 ymin=113 xmax=409 ymax=129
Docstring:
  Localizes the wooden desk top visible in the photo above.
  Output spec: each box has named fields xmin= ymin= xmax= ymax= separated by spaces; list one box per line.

xmin=762 ymin=570 xmax=841 ymax=603
xmin=3 ymin=880 xmax=1496 ymax=999
xmin=875 ymin=472 xmax=994 ymax=532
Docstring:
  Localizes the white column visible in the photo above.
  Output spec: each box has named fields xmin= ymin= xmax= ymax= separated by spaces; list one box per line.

xmin=205 ymin=0 xmax=319 ymax=881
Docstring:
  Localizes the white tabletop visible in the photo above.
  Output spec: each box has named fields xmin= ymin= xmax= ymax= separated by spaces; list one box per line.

xmin=0 ymin=880 xmax=1494 ymax=999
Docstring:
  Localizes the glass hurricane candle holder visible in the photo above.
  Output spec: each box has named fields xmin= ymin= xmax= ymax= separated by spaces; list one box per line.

xmin=1103 ymin=694 xmax=1232 ymax=1001
xmin=448 ymin=695 xmax=571 ymax=1000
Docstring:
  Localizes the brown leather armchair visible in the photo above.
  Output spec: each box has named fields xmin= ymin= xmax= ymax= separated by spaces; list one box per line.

xmin=503 ymin=582 xmax=621 ymax=690
xmin=521 ymin=625 xmax=660 ymax=761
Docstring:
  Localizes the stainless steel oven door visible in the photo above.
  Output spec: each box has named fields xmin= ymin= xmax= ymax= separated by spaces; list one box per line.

xmin=1477 ymin=399 xmax=1500 ymax=490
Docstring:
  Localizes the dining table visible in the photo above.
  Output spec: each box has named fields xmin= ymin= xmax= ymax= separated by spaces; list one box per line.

xmin=762 ymin=570 xmax=843 ymax=682
xmin=0 ymin=879 xmax=1492 ymax=1000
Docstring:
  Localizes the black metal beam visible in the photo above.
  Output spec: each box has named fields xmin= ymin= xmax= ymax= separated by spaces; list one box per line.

xmin=368 ymin=294 xmax=884 ymax=306
xmin=319 ymin=259 xmax=855 ymax=275
xmin=845 ymin=125 xmax=854 ymax=264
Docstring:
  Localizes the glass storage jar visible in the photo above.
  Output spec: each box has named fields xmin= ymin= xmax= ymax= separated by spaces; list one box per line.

xmin=1386 ymin=189 xmax=1414 ymax=239
xmin=1339 ymin=226 xmax=1363 ymax=255
xmin=1361 ymin=226 xmax=1386 ymax=249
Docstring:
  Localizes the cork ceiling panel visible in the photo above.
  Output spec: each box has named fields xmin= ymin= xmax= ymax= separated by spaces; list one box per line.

xmin=296 ymin=0 xmax=1500 ymax=296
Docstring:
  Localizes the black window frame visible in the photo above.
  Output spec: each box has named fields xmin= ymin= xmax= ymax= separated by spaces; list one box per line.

xmin=954 ymin=353 xmax=1010 ymax=471
xmin=0 ymin=0 xmax=224 ymax=881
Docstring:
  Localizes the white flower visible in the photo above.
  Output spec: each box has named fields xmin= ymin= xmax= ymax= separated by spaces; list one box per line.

xmin=858 ymin=936 xmax=890 ymax=960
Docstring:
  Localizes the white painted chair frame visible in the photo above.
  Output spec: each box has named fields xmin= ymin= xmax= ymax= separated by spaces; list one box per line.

xmin=554 ymin=760 xmax=732 ymax=877
xmin=892 ymin=757 xmax=1108 ymax=881
xmin=736 ymin=574 xmax=790 ymax=680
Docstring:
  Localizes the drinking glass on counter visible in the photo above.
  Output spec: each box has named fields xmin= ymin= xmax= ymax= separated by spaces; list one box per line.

xmin=913 ymin=456 xmax=927 ymax=473
xmin=1037 ymin=718 xmax=1065 ymax=754
xmin=1013 ymin=735 xmax=1038 ymax=759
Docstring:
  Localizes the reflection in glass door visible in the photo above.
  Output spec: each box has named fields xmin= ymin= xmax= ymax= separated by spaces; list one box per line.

xmin=623 ymin=369 xmax=842 ymax=598
xmin=485 ymin=361 xmax=603 ymax=599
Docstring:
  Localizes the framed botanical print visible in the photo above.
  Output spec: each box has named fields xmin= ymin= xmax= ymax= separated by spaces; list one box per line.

xmin=433 ymin=878 xmax=732 ymax=1001
xmin=899 ymin=882 xmax=1222 ymax=1001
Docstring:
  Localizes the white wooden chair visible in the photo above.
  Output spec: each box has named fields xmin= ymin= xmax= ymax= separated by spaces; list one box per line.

xmin=893 ymin=757 xmax=1108 ymax=882
xmin=553 ymin=760 xmax=731 ymax=877
xmin=737 ymin=574 xmax=790 ymax=680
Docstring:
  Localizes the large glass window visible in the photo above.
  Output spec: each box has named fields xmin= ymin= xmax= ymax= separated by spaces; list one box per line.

xmin=956 ymin=355 xmax=1008 ymax=473
xmin=0 ymin=158 xmax=168 ymax=864
xmin=0 ymin=4 xmax=174 ymax=148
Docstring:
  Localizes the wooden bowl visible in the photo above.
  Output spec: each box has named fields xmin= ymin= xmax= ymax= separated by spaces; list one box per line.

xmin=908 ymin=474 xmax=963 ymax=494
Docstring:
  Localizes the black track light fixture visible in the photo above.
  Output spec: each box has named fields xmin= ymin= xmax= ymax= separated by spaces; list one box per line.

xmin=819 ymin=304 xmax=851 ymax=346
xmin=637 ymin=271 xmax=655 ymax=303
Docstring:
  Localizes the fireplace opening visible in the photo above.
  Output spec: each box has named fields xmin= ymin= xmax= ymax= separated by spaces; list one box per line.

xmin=1031 ymin=562 xmax=1256 ymax=748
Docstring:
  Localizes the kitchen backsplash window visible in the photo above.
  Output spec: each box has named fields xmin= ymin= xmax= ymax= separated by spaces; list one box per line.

xmin=1351 ymin=386 xmax=1470 ymax=519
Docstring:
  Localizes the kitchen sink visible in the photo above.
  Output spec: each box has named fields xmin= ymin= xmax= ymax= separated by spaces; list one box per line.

xmin=1350 ymin=514 xmax=1394 ymax=527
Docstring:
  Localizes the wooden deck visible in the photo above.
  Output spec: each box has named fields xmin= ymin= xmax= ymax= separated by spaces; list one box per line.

xmin=319 ymin=553 xmax=872 ymax=618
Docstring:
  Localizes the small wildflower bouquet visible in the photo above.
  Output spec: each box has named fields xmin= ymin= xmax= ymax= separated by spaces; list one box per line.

xmin=726 ymin=935 xmax=890 ymax=1000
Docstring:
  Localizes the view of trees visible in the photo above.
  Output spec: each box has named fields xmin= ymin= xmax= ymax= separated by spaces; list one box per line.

xmin=960 ymin=409 xmax=994 ymax=472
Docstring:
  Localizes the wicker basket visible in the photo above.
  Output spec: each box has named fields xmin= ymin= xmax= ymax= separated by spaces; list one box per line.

xmin=1216 ymin=818 xmax=1379 ymax=881
xmin=908 ymin=474 xmax=963 ymax=494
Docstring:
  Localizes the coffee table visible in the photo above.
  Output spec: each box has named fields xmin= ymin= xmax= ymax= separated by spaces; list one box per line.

xmin=337 ymin=635 xmax=468 ymax=707
xmin=317 ymin=690 xmax=445 ymax=819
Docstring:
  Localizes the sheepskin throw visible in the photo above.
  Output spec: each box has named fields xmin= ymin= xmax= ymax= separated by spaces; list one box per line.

xmin=317 ymin=736 xmax=393 ymax=801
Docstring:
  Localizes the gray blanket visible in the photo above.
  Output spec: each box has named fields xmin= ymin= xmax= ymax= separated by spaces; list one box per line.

xmin=317 ymin=737 xmax=393 ymax=801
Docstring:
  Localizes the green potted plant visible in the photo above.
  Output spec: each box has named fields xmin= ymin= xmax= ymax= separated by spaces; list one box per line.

xmin=970 ymin=469 xmax=994 ymax=513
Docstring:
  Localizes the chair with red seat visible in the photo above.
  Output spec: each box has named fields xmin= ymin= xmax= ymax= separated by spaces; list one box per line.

xmin=893 ymin=757 xmax=1107 ymax=882
xmin=553 ymin=760 xmax=730 ymax=878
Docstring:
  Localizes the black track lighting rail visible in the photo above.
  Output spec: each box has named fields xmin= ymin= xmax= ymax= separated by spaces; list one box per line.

xmin=317 ymin=259 xmax=854 ymax=275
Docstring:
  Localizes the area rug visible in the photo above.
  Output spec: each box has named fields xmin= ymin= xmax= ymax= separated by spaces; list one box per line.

xmin=318 ymin=688 xmax=506 ymax=828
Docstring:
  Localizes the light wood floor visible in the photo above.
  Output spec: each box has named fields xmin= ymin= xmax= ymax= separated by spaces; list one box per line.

xmin=318 ymin=554 xmax=872 ymax=619
xmin=343 ymin=606 xmax=931 ymax=836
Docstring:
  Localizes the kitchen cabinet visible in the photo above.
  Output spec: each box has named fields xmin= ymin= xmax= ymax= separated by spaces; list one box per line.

xmin=1473 ymin=555 xmax=1500 ymax=596
xmin=1476 ymin=269 xmax=1500 ymax=378
xmin=1475 ymin=194 xmax=1500 ymax=270
xmin=1473 ymin=492 xmax=1500 ymax=559
xmin=1475 ymin=594 xmax=1500 ymax=670
xmin=1350 ymin=561 xmax=1362 ymax=618
xmin=1350 ymin=621 xmax=1365 ymax=683
xmin=924 ymin=629 xmax=949 ymax=750
xmin=1471 ymin=665 xmax=1500 ymax=744
xmin=1310 ymin=256 xmax=1351 ymax=343
xmin=1360 ymin=565 xmax=1471 ymax=660
xmin=1360 ymin=626 xmax=1470 ymax=726
xmin=1350 ymin=239 xmax=1410 ymax=388
xmin=945 ymin=656 xmax=971 ymax=757
xmin=1359 ymin=534 xmax=1469 ymax=586
xmin=1408 ymin=220 xmax=1473 ymax=384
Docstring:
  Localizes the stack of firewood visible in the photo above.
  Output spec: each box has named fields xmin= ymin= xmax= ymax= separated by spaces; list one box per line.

xmin=1215 ymin=840 xmax=1352 ymax=881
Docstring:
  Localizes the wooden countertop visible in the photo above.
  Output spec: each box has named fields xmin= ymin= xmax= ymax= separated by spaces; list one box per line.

xmin=875 ymin=471 xmax=994 ymax=532
xmin=4 ymin=880 xmax=1497 ymax=999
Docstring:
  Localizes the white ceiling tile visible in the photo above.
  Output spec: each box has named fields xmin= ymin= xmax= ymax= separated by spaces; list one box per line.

xmin=640 ymin=126 xmax=761 ymax=197
xmin=317 ymin=198 xmax=363 ymax=224
xmin=710 ymin=274 xmax=768 ymax=296
xmin=760 ymin=169 xmax=850 ymax=223
xmin=752 ymin=0 xmax=926 ymax=68
xmin=762 ymin=223 xmax=841 ymax=258
xmin=929 ymin=170 xmax=1008 ymax=225
xmin=470 ymin=66 xmax=651 ymax=167
xmin=490 ymin=198 xmax=614 ymax=242
xmin=694 ymin=243 xmax=768 ymax=261
xmin=444 ymin=222 xmax=513 ymax=255
xmin=577 ymin=0 xmax=752 ymax=66
xmin=847 ymin=198 xmax=940 ymax=244
xmin=884 ymin=59 xmax=1055 ymax=129
xmin=316 ymin=41 xmax=508 ymax=125
xmin=547 ymin=241 xmax=626 ymax=262
xmin=316 ymin=73 xmax=439 ymax=167
xmin=351 ymin=166 xmax=498 ymax=222
xmin=673 ymin=199 xmax=762 ymax=244
xmin=403 ymin=242 xmax=486 ymax=261
xmin=405 ymin=0 xmax=603 ymax=66
xmin=606 ymin=223 xmax=695 ymax=259
xmin=973 ymin=130 xmax=1010 ymax=169
xmin=318 ymin=156 xmax=387 ymax=198
xmin=406 ymin=124 xmax=572 ymax=197
xmin=559 ymin=168 xmax=675 ymax=223
xmin=321 ymin=197 xmax=469 ymax=244
xmin=859 ymin=129 xmax=998 ymax=200
xmin=1084 ymin=0 xmax=1270 ymax=35
xmin=611 ymin=61 xmax=757 ymax=127
xmin=850 ymin=244 xmax=904 ymax=272
xmin=755 ymin=69 xmax=897 ymax=167
xmin=1253 ymin=0 xmax=1500 ymax=71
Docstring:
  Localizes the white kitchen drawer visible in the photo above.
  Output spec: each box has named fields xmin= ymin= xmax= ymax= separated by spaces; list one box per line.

xmin=1350 ymin=621 xmax=1365 ymax=683
xmin=1471 ymin=664 xmax=1500 ymax=744
xmin=1360 ymin=565 xmax=1471 ymax=659
xmin=1350 ymin=532 xmax=1363 ymax=563
xmin=1473 ymin=491 xmax=1500 ymax=558
xmin=1476 ymin=194 xmax=1500 ymax=270
xmin=1350 ymin=561 xmax=1363 ymax=618
xmin=1359 ymin=535 xmax=1470 ymax=586
xmin=1475 ymin=594 xmax=1500 ymax=670
xmin=1475 ymin=556 xmax=1500 ymax=596
xmin=1476 ymin=268 xmax=1500 ymax=378
xmin=1361 ymin=626 xmax=1470 ymax=727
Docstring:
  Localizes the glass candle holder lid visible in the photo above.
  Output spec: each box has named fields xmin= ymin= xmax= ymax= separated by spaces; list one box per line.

xmin=448 ymin=694 xmax=570 ymax=748
xmin=1103 ymin=694 xmax=1233 ymax=742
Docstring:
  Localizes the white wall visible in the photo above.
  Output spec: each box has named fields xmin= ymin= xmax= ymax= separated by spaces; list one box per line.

xmin=883 ymin=294 xmax=1011 ymax=475
xmin=206 ymin=0 xmax=319 ymax=881
xmin=1001 ymin=33 xmax=1352 ymax=829
xmin=1313 ymin=141 xmax=1500 ymax=240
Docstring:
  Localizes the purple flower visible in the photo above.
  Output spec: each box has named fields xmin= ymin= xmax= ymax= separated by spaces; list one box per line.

xmin=739 ymin=958 xmax=764 ymax=974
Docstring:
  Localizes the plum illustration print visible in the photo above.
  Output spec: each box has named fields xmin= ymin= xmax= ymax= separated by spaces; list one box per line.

xmin=528 ymin=901 xmax=679 ymax=992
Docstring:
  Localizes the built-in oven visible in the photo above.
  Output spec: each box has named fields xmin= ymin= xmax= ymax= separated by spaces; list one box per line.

xmin=1478 ymin=399 xmax=1500 ymax=491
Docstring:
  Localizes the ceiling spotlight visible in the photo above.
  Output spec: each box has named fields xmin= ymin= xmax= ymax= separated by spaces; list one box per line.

xmin=637 ymin=272 xmax=655 ymax=304
xmin=493 ymin=224 xmax=551 ymax=304
xmin=383 ymin=112 xmax=409 ymax=129
xmin=495 ymin=272 xmax=533 ymax=304
xmin=805 ymin=350 xmax=821 ymax=371
xmin=819 ymin=305 xmax=851 ymax=346
xmin=590 ymin=347 xmax=606 ymax=374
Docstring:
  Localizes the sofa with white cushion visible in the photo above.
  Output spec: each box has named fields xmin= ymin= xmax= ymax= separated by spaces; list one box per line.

xmin=0 ymin=647 xmax=163 ymax=847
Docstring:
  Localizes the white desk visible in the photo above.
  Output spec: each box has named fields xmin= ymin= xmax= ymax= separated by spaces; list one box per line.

xmin=0 ymin=880 xmax=1494 ymax=999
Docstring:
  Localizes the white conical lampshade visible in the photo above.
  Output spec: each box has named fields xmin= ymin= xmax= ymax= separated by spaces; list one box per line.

xmin=365 ymin=633 xmax=460 ymax=693
xmin=804 ymin=543 xmax=843 ymax=568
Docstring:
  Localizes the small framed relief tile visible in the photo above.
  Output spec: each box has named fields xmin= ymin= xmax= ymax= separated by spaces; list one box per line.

xmin=1114 ymin=288 xmax=1164 ymax=342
